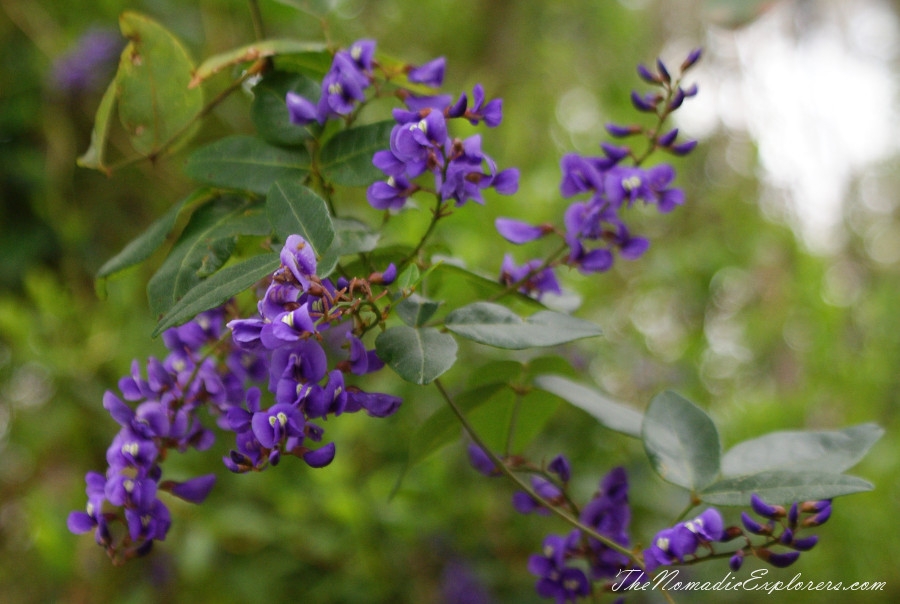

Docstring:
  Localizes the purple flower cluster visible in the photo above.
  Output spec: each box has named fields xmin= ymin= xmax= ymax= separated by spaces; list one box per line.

xmin=286 ymin=39 xmax=377 ymax=125
xmin=69 ymin=235 xmax=402 ymax=561
xmin=494 ymin=50 xmax=701 ymax=299
xmin=468 ymin=447 xmax=634 ymax=603
xmin=367 ymin=84 xmax=519 ymax=209
xmin=734 ymin=494 xmax=830 ymax=570
xmin=224 ymin=234 xmax=401 ymax=472
xmin=525 ymin=466 xmax=632 ymax=603
xmin=67 ymin=308 xmax=253 ymax=562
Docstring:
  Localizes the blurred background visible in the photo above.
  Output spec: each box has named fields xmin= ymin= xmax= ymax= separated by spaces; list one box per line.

xmin=1 ymin=0 xmax=899 ymax=602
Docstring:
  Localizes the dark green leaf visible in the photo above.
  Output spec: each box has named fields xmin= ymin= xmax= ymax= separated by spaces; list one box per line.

xmin=153 ymin=253 xmax=279 ymax=336
xmin=319 ymin=120 xmax=394 ymax=187
xmin=315 ymin=218 xmax=379 ymax=277
xmin=97 ymin=189 xmax=217 ymax=278
xmin=375 ymin=325 xmax=457 ymax=385
xmin=721 ymin=423 xmax=884 ymax=477
xmin=700 ymin=471 xmax=874 ymax=506
xmin=642 ymin=391 xmax=721 ymax=490
xmin=444 ymin=301 xmax=602 ymax=349
xmin=184 ymin=135 xmax=311 ymax=195
xmin=77 ymin=78 xmax=118 ymax=173
xmin=117 ymin=12 xmax=203 ymax=156
xmin=532 ymin=375 xmax=643 ymax=438
xmin=251 ymin=71 xmax=320 ymax=146
xmin=266 ymin=180 xmax=334 ymax=255
xmin=396 ymin=294 xmax=442 ymax=327
xmin=147 ymin=197 xmax=270 ymax=318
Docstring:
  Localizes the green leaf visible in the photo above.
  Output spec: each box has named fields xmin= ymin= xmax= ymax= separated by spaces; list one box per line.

xmin=700 ymin=471 xmax=874 ymax=506
xmin=147 ymin=197 xmax=270 ymax=318
xmin=375 ymin=325 xmax=457 ymax=385
xmin=184 ymin=135 xmax=311 ymax=195
xmin=251 ymin=71 xmax=320 ymax=147
xmin=395 ymin=294 xmax=442 ymax=327
xmin=153 ymin=253 xmax=279 ymax=336
xmin=265 ymin=180 xmax=334 ymax=256
xmin=190 ymin=40 xmax=328 ymax=88
xmin=317 ymin=218 xmax=380 ymax=277
xmin=721 ymin=423 xmax=884 ymax=477
xmin=430 ymin=263 xmax=544 ymax=312
xmin=117 ymin=12 xmax=204 ymax=156
xmin=97 ymin=188 xmax=218 ymax=278
xmin=396 ymin=264 xmax=421 ymax=292
xmin=409 ymin=383 xmax=507 ymax=465
xmin=319 ymin=120 xmax=394 ymax=187
xmin=444 ymin=302 xmax=602 ymax=349
xmin=532 ymin=375 xmax=643 ymax=438
xmin=642 ymin=391 xmax=721 ymax=490
xmin=469 ymin=388 xmax=560 ymax=453
xmin=76 ymin=78 xmax=118 ymax=173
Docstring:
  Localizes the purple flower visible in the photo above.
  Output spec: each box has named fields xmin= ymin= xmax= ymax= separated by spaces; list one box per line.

xmin=251 ymin=402 xmax=305 ymax=449
xmin=467 ymin=442 xmax=500 ymax=477
xmin=528 ymin=532 xmax=591 ymax=603
xmin=408 ymin=57 xmax=446 ymax=87
xmin=367 ymin=174 xmax=417 ymax=210
xmin=280 ymin=235 xmax=317 ymax=289
xmin=164 ymin=474 xmax=217 ymax=504
xmin=52 ymin=29 xmax=122 ymax=93
xmin=495 ymin=218 xmax=547 ymax=244
xmin=642 ymin=508 xmax=723 ymax=573
xmin=500 ymin=255 xmax=561 ymax=299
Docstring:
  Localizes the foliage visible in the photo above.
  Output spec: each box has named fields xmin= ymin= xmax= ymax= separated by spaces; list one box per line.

xmin=1 ymin=1 xmax=898 ymax=603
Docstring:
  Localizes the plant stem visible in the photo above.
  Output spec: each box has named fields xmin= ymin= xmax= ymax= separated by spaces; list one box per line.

xmin=432 ymin=378 xmax=640 ymax=564
xmin=248 ymin=0 xmax=265 ymax=41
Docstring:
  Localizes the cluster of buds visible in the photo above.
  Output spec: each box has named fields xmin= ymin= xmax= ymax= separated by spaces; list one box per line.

xmin=495 ymin=49 xmax=702 ymax=299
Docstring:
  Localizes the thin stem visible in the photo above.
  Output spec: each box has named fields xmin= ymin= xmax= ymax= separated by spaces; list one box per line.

xmin=398 ymin=194 xmax=447 ymax=270
xmin=248 ymin=0 xmax=265 ymax=41
xmin=504 ymin=391 xmax=523 ymax=457
xmin=433 ymin=378 xmax=640 ymax=564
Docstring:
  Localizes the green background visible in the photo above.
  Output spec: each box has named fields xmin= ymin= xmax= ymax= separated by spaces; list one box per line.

xmin=1 ymin=0 xmax=898 ymax=601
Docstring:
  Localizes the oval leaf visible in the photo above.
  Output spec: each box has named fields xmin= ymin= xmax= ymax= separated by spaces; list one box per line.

xmin=444 ymin=301 xmax=601 ymax=349
xmin=184 ymin=135 xmax=311 ymax=195
xmin=153 ymin=253 xmax=279 ymax=336
xmin=98 ymin=188 xmax=218 ymax=278
xmin=375 ymin=325 xmax=457 ymax=385
xmin=147 ymin=197 xmax=270 ymax=318
xmin=117 ymin=12 xmax=204 ymax=156
xmin=722 ymin=423 xmax=884 ymax=477
xmin=533 ymin=375 xmax=643 ymax=438
xmin=266 ymin=180 xmax=334 ymax=255
xmin=319 ymin=120 xmax=394 ymax=187
xmin=396 ymin=294 xmax=442 ymax=327
xmin=642 ymin=391 xmax=721 ymax=490
xmin=700 ymin=470 xmax=873 ymax=506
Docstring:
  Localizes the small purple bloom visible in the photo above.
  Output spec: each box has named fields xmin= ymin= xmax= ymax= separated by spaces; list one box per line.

xmin=407 ymin=57 xmax=446 ymax=87
xmin=467 ymin=442 xmax=500 ymax=477
xmin=280 ymin=235 xmax=317 ymax=289
xmin=165 ymin=474 xmax=217 ymax=504
xmin=495 ymin=218 xmax=546 ymax=244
